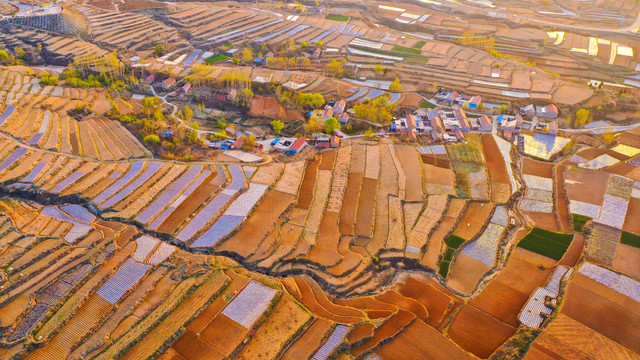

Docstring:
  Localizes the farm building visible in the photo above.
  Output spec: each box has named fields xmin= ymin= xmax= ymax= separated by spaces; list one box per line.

xmin=497 ymin=114 xmax=523 ymax=131
xmin=315 ymin=135 xmax=340 ymax=148
xmin=470 ymin=115 xmax=492 ymax=132
xmin=536 ymin=104 xmax=559 ymax=119
xmin=456 ymin=94 xmax=482 ymax=109
xmin=161 ymin=77 xmax=176 ymax=89
xmin=439 ymin=109 xmax=470 ymax=132
xmin=231 ymin=138 xmax=245 ymax=150
xmin=435 ymin=91 xmax=459 ymax=104
xmin=523 ymin=104 xmax=536 ymax=117
xmin=228 ymin=89 xmax=237 ymax=101
xmin=287 ymin=137 xmax=307 ymax=154
xmin=333 ymin=99 xmax=347 ymax=114
xmin=272 ymin=137 xmax=307 ymax=154
xmin=322 ymin=107 xmax=334 ymax=120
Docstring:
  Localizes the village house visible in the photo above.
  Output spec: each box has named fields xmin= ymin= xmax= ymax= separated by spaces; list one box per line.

xmin=161 ymin=77 xmax=176 ymax=89
xmin=547 ymin=121 xmax=559 ymax=135
xmin=322 ymin=107 xmax=334 ymax=120
xmin=439 ymin=109 xmax=469 ymax=132
xmin=522 ymin=104 xmax=536 ymax=117
xmin=145 ymin=74 xmax=154 ymax=84
xmin=333 ymin=99 xmax=346 ymax=114
xmin=230 ymin=137 xmax=245 ymax=150
xmin=315 ymin=135 xmax=340 ymax=148
xmin=287 ymin=137 xmax=308 ymax=154
xmin=442 ymin=132 xmax=458 ymax=143
xmin=431 ymin=116 xmax=444 ymax=132
xmin=503 ymin=128 xmax=515 ymax=141
xmin=435 ymin=91 xmax=459 ymax=105
xmin=227 ymin=89 xmax=237 ymax=101
xmin=469 ymin=115 xmax=492 ymax=132
xmin=181 ymin=83 xmax=191 ymax=94
xmin=497 ymin=114 xmax=523 ymax=133
xmin=339 ymin=112 xmax=350 ymax=124
xmin=536 ymin=104 xmax=559 ymax=119
xmin=456 ymin=94 xmax=482 ymax=109
xmin=272 ymin=137 xmax=308 ymax=154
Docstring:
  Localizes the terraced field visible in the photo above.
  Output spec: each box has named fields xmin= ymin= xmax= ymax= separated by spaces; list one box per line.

xmin=0 ymin=0 xmax=638 ymax=354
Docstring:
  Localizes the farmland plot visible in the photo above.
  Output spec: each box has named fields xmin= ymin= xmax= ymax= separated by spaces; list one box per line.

xmin=120 ymin=272 xmax=229 ymax=360
xmin=218 ymin=190 xmax=295 ymax=257
xmin=236 ymin=296 xmax=311 ymax=360
xmin=395 ymin=145 xmax=424 ymax=201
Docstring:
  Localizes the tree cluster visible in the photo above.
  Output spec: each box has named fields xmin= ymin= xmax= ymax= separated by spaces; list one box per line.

xmin=353 ymin=96 xmax=395 ymax=124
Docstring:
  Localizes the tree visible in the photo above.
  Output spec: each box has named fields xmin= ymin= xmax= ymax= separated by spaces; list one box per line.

xmin=325 ymin=59 xmax=345 ymax=78
xmin=216 ymin=119 xmax=227 ymax=129
xmin=499 ymin=104 xmax=508 ymax=112
xmin=460 ymin=31 xmax=475 ymax=46
xmin=14 ymin=47 xmax=25 ymax=59
xmin=305 ymin=117 xmax=322 ymax=133
xmin=240 ymin=88 xmax=254 ymax=103
xmin=373 ymin=64 xmax=384 ymax=75
xmin=242 ymin=48 xmax=253 ymax=63
xmin=364 ymin=127 xmax=377 ymax=140
xmin=389 ymin=78 xmax=403 ymax=92
xmin=232 ymin=57 xmax=240 ymax=65
xmin=300 ymin=42 xmax=308 ymax=50
xmin=353 ymin=96 xmax=395 ymax=124
xmin=314 ymin=41 xmax=323 ymax=49
xmin=184 ymin=105 xmax=193 ymax=122
xmin=142 ymin=96 xmax=162 ymax=117
xmin=574 ymin=109 xmax=592 ymax=128
xmin=185 ymin=75 xmax=194 ymax=83
xmin=324 ymin=117 xmax=341 ymax=134
xmin=294 ymin=92 xmax=324 ymax=109
xmin=144 ymin=134 xmax=160 ymax=145
xmin=0 ymin=50 xmax=9 ymax=61
xmin=154 ymin=44 xmax=164 ymax=57
xmin=271 ymin=120 xmax=284 ymax=135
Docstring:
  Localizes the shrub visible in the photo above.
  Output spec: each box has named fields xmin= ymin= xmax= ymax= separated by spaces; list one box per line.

xmin=40 ymin=73 xmax=58 ymax=86
xmin=144 ymin=134 xmax=161 ymax=145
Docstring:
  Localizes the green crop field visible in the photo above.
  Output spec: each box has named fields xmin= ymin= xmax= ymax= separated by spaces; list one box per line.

xmin=439 ymin=235 xmax=467 ymax=278
xmin=391 ymin=45 xmax=422 ymax=55
xmin=349 ymin=45 xmax=430 ymax=63
xmin=413 ymin=40 xmax=427 ymax=49
xmin=420 ymin=101 xmax=436 ymax=109
xmin=572 ymin=214 xmax=591 ymax=232
xmin=517 ymin=227 xmax=573 ymax=260
xmin=445 ymin=235 xmax=466 ymax=249
xmin=621 ymin=231 xmax=640 ymax=249
xmin=205 ymin=54 xmax=229 ymax=63
xmin=326 ymin=14 xmax=350 ymax=21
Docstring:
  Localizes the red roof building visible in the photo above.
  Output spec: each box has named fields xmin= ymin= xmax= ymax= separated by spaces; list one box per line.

xmin=287 ymin=137 xmax=307 ymax=154
xmin=161 ymin=77 xmax=176 ymax=89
